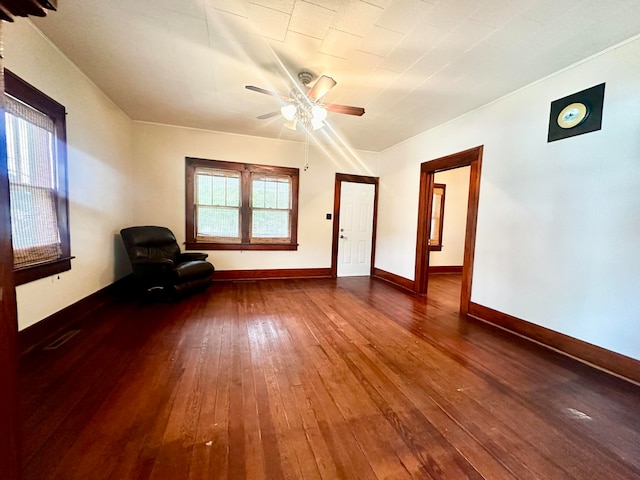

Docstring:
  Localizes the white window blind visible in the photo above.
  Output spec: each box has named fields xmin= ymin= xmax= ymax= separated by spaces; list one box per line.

xmin=5 ymin=94 xmax=62 ymax=269
xmin=195 ymin=167 xmax=241 ymax=241
xmin=251 ymin=174 xmax=291 ymax=241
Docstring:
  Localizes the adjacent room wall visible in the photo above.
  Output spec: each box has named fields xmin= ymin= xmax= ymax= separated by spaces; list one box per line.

xmin=377 ymin=36 xmax=640 ymax=361
xmin=131 ymin=122 xmax=379 ymax=271
xmin=5 ymin=20 xmax=134 ymax=330
xmin=431 ymin=166 xmax=470 ymax=267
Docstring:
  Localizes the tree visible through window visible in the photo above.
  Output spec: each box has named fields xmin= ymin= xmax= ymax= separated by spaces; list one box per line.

xmin=4 ymin=70 xmax=71 ymax=285
xmin=186 ymin=158 xmax=299 ymax=250
xmin=195 ymin=168 xmax=241 ymax=241
xmin=251 ymin=174 xmax=291 ymax=240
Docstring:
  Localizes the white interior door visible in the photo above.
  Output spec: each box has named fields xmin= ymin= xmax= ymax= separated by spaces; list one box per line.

xmin=337 ymin=181 xmax=375 ymax=277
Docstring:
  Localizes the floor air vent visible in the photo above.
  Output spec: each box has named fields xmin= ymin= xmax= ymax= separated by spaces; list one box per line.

xmin=44 ymin=330 xmax=81 ymax=350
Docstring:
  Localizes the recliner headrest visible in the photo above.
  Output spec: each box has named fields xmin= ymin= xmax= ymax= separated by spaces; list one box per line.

xmin=120 ymin=226 xmax=177 ymax=247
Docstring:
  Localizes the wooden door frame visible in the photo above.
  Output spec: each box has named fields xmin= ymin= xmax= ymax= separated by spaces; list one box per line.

xmin=0 ymin=61 xmax=22 ymax=479
xmin=331 ymin=173 xmax=379 ymax=278
xmin=414 ymin=146 xmax=483 ymax=315
xmin=0 ymin=7 xmax=66 ymax=479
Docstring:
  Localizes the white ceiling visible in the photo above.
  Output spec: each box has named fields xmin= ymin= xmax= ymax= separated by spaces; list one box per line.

xmin=31 ymin=0 xmax=640 ymax=152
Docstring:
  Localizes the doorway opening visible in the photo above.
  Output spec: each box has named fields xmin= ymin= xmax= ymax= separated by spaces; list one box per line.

xmin=414 ymin=146 xmax=483 ymax=314
xmin=331 ymin=173 xmax=379 ymax=278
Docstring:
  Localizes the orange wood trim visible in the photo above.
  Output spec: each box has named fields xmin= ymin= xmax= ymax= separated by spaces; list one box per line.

xmin=415 ymin=145 xmax=483 ymax=314
xmin=6 ymin=69 xmax=71 ymax=286
xmin=468 ymin=302 xmax=640 ymax=385
xmin=419 ymin=146 xmax=482 ymax=173
xmin=14 ymin=256 xmax=73 ymax=286
xmin=185 ymin=158 xmax=299 ymax=250
xmin=429 ymin=266 xmax=463 ymax=274
xmin=211 ymin=268 xmax=332 ymax=281
xmin=18 ymin=276 xmax=131 ymax=356
xmin=414 ymin=169 xmax=434 ymax=293
xmin=330 ymin=177 xmax=341 ymax=277
xmin=0 ymin=68 xmax=21 ymax=480
xmin=185 ymin=242 xmax=298 ymax=251
xmin=0 ymin=0 xmax=56 ymax=21
xmin=331 ymin=173 xmax=379 ymax=279
xmin=460 ymin=147 xmax=483 ymax=315
xmin=371 ymin=268 xmax=415 ymax=292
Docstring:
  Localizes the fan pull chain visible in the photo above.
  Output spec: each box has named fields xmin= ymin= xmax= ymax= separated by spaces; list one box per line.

xmin=304 ymin=130 xmax=310 ymax=171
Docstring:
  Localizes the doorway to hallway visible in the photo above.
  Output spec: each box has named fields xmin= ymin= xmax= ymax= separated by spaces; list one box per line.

xmin=414 ymin=146 xmax=483 ymax=315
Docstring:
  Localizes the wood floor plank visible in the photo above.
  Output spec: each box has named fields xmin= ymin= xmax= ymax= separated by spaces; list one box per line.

xmin=187 ymin=287 xmax=231 ymax=480
xmin=19 ymin=275 xmax=640 ymax=480
xmin=281 ymin=289 xmax=381 ymax=479
xmin=360 ymin=319 xmax=579 ymax=479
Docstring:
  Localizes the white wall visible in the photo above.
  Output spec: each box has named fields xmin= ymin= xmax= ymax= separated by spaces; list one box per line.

xmin=131 ymin=122 xmax=379 ymax=271
xmin=10 ymin=18 xmax=639 ymax=362
xmin=431 ymin=166 xmax=470 ymax=267
xmin=5 ymin=20 xmax=134 ymax=330
xmin=377 ymin=37 xmax=640 ymax=361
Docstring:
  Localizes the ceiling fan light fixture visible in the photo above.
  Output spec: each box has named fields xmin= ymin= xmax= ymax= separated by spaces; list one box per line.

xmin=281 ymin=104 xmax=297 ymax=121
xmin=247 ymin=73 xmax=364 ymax=137
xmin=311 ymin=105 xmax=327 ymax=122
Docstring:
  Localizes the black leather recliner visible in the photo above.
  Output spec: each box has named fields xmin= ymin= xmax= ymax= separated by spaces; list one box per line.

xmin=120 ymin=226 xmax=215 ymax=297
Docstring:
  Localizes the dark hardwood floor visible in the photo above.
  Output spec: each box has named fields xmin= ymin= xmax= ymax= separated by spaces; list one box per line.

xmin=19 ymin=275 xmax=640 ymax=479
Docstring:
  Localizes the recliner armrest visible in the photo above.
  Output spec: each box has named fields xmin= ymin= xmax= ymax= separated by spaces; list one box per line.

xmin=131 ymin=258 xmax=175 ymax=278
xmin=132 ymin=258 xmax=175 ymax=267
xmin=178 ymin=252 xmax=208 ymax=262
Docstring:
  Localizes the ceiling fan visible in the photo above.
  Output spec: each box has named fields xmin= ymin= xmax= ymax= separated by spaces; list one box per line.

xmin=245 ymin=71 xmax=365 ymax=131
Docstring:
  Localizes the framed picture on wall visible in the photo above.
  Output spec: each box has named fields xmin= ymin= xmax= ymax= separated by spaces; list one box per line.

xmin=547 ymin=83 xmax=605 ymax=142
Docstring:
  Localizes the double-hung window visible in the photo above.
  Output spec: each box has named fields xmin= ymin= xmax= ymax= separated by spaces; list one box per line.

xmin=186 ymin=158 xmax=299 ymax=250
xmin=4 ymin=69 xmax=71 ymax=285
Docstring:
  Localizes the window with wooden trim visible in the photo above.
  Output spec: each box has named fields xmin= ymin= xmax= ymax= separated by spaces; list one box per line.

xmin=186 ymin=157 xmax=299 ymax=250
xmin=4 ymin=70 xmax=71 ymax=285
xmin=429 ymin=183 xmax=446 ymax=251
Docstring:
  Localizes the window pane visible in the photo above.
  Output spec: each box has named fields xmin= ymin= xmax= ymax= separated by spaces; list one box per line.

xmin=197 ymin=175 xmax=213 ymax=205
xmin=264 ymin=180 xmax=277 ymax=208
xmin=5 ymin=97 xmax=61 ymax=268
xmin=195 ymin=169 xmax=241 ymax=239
xmin=430 ymin=218 xmax=440 ymax=243
xmin=252 ymin=209 xmax=289 ymax=238
xmin=252 ymin=180 xmax=265 ymax=208
xmin=277 ymin=182 xmax=290 ymax=209
xmin=197 ymin=206 xmax=239 ymax=238
xmin=251 ymin=175 xmax=291 ymax=240
xmin=430 ymin=185 xmax=445 ymax=247
xmin=252 ymin=176 xmax=290 ymax=209
xmin=196 ymin=169 xmax=240 ymax=207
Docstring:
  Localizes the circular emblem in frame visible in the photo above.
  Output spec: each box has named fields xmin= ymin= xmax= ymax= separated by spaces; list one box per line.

xmin=557 ymin=102 xmax=589 ymax=129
